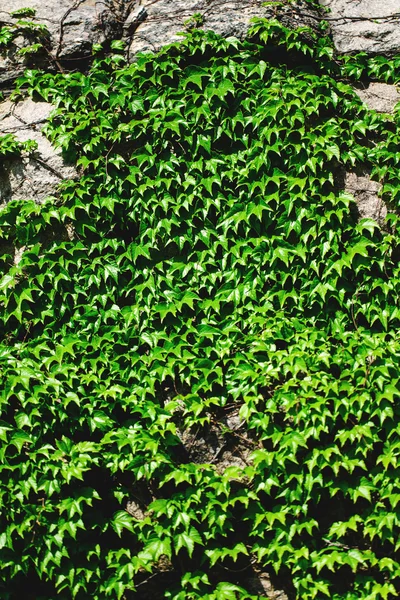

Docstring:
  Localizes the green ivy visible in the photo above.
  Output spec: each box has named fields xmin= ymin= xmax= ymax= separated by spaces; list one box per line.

xmin=0 ymin=9 xmax=48 ymax=57
xmin=340 ymin=53 xmax=400 ymax=85
xmin=0 ymin=133 xmax=37 ymax=157
xmin=1 ymin=15 xmax=400 ymax=600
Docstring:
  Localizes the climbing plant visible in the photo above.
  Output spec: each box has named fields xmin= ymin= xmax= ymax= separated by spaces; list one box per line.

xmin=0 ymin=8 xmax=49 ymax=57
xmin=0 ymin=133 xmax=37 ymax=157
xmin=1 ymin=13 xmax=400 ymax=600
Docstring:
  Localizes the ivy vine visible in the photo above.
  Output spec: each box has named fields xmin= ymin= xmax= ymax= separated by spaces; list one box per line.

xmin=1 ymin=13 xmax=400 ymax=600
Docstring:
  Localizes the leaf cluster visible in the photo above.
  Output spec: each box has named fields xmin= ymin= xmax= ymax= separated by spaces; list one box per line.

xmin=0 ymin=133 xmax=38 ymax=158
xmin=1 ymin=15 xmax=400 ymax=600
xmin=0 ymin=9 xmax=48 ymax=58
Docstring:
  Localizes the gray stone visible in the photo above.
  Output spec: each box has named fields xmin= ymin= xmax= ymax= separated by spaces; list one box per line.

xmin=320 ymin=0 xmax=400 ymax=55
xmin=345 ymin=171 xmax=387 ymax=226
xmin=245 ymin=570 xmax=289 ymax=599
xmin=123 ymin=6 xmax=148 ymax=38
xmin=126 ymin=499 xmax=147 ymax=520
xmin=127 ymin=0 xmax=320 ymax=57
xmin=0 ymin=0 xmax=122 ymax=87
xmin=353 ymin=82 xmax=400 ymax=113
xmin=0 ymin=97 xmax=77 ymax=205
xmin=176 ymin=409 xmax=253 ymax=475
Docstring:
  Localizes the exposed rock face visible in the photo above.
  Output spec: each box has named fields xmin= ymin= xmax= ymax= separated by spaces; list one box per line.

xmin=246 ymin=571 xmax=289 ymax=599
xmin=176 ymin=409 xmax=253 ymax=475
xmin=0 ymin=0 xmax=322 ymax=82
xmin=353 ymin=82 xmax=400 ymax=113
xmin=0 ymin=0 xmax=130 ymax=88
xmin=345 ymin=171 xmax=387 ymax=226
xmin=0 ymin=1 xmax=398 ymax=224
xmin=345 ymin=82 xmax=399 ymax=227
xmin=0 ymin=98 xmax=77 ymax=205
xmin=127 ymin=0 xmax=320 ymax=56
xmin=320 ymin=0 xmax=400 ymax=54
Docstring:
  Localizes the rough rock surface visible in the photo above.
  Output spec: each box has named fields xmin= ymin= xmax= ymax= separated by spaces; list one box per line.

xmin=0 ymin=0 xmax=130 ymax=88
xmin=0 ymin=98 xmax=77 ymax=205
xmin=345 ymin=81 xmax=399 ymax=227
xmin=320 ymin=0 xmax=400 ymax=55
xmin=345 ymin=171 xmax=387 ymax=226
xmin=176 ymin=409 xmax=254 ymax=475
xmin=353 ymin=82 xmax=400 ymax=113
xmin=127 ymin=0 xmax=320 ymax=57
xmin=246 ymin=571 xmax=289 ymax=599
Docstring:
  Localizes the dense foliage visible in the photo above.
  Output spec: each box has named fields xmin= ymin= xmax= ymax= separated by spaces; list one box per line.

xmin=1 ymin=15 xmax=400 ymax=600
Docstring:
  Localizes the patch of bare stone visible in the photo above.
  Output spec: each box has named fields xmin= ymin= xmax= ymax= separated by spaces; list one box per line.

xmin=0 ymin=97 xmax=77 ymax=205
xmin=344 ymin=82 xmax=400 ymax=227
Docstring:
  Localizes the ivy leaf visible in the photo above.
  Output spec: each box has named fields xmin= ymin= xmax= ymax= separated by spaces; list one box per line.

xmin=10 ymin=431 xmax=31 ymax=452
xmin=112 ymin=511 xmax=135 ymax=537
xmin=174 ymin=527 xmax=203 ymax=557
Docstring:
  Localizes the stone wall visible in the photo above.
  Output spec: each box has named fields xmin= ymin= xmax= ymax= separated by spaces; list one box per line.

xmin=0 ymin=2 xmax=399 ymax=597
xmin=1 ymin=0 xmax=399 ymax=209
